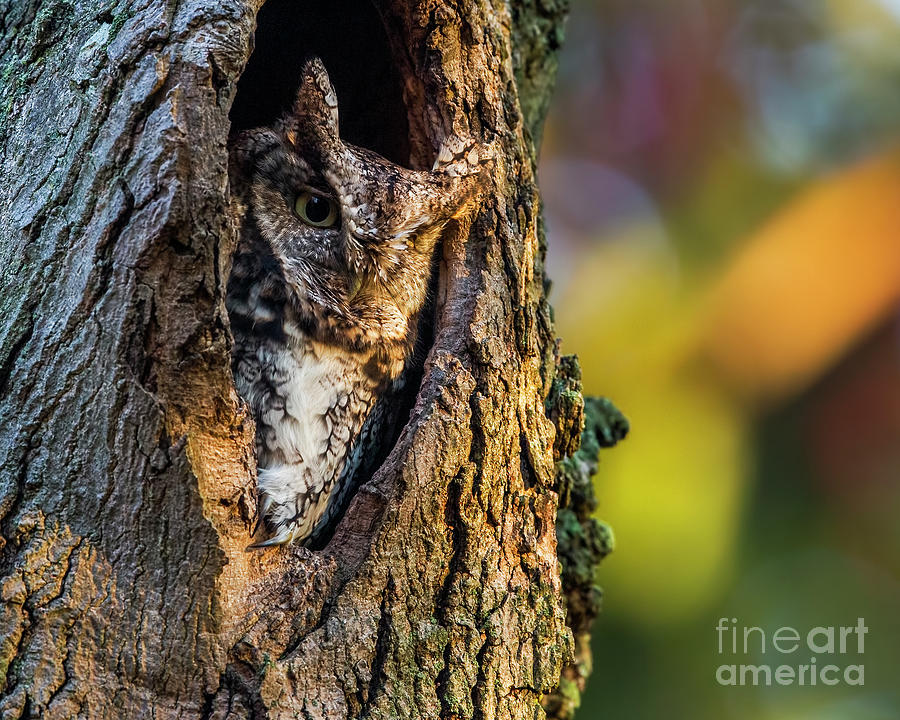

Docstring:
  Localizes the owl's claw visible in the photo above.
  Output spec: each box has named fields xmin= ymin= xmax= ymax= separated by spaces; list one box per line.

xmin=246 ymin=535 xmax=286 ymax=550
xmin=247 ymin=521 xmax=298 ymax=549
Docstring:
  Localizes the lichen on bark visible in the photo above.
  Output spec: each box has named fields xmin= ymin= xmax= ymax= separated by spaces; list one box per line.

xmin=541 ymin=351 xmax=629 ymax=720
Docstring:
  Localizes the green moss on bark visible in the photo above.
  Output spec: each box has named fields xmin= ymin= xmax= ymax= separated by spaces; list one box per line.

xmin=545 ymin=355 xmax=629 ymax=720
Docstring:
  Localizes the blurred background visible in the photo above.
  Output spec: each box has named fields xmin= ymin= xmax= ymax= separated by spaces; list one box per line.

xmin=538 ymin=0 xmax=900 ymax=717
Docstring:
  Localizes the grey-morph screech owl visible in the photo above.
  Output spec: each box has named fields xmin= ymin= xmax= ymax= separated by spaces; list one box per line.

xmin=226 ymin=58 xmax=485 ymax=547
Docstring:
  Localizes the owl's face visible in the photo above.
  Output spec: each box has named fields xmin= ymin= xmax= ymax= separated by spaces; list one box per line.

xmin=232 ymin=59 xmax=484 ymax=350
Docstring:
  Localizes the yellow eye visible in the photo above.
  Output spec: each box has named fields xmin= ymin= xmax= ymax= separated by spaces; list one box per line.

xmin=294 ymin=192 xmax=339 ymax=228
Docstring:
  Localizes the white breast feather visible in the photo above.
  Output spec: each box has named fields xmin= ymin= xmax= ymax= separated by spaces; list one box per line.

xmin=244 ymin=335 xmax=376 ymax=544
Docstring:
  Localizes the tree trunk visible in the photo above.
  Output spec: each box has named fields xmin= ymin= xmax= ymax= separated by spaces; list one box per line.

xmin=0 ymin=1 xmax=614 ymax=718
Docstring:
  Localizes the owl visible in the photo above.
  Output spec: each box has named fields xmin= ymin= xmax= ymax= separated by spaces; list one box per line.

xmin=226 ymin=58 xmax=485 ymax=547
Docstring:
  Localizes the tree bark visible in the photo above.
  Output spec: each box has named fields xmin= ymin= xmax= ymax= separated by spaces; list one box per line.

xmin=0 ymin=1 xmax=615 ymax=718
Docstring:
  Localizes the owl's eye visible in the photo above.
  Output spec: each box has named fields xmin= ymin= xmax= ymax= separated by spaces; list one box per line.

xmin=294 ymin=192 xmax=339 ymax=228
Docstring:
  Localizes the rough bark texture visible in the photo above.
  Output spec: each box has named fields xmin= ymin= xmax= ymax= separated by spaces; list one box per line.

xmin=0 ymin=1 xmax=618 ymax=718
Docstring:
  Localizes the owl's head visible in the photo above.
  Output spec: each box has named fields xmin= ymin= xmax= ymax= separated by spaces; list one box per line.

xmin=232 ymin=58 xmax=487 ymax=354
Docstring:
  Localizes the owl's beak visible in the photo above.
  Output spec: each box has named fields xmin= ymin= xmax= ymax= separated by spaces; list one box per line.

xmin=345 ymin=272 xmax=363 ymax=303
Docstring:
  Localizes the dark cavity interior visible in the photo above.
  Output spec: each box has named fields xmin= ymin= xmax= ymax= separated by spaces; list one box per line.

xmin=229 ymin=0 xmax=409 ymax=166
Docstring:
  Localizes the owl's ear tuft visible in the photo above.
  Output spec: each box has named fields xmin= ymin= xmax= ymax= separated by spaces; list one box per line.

xmin=429 ymin=137 xmax=495 ymax=215
xmin=432 ymin=136 xmax=495 ymax=178
xmin=293 ymin=57 xmax=340 ymax=140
